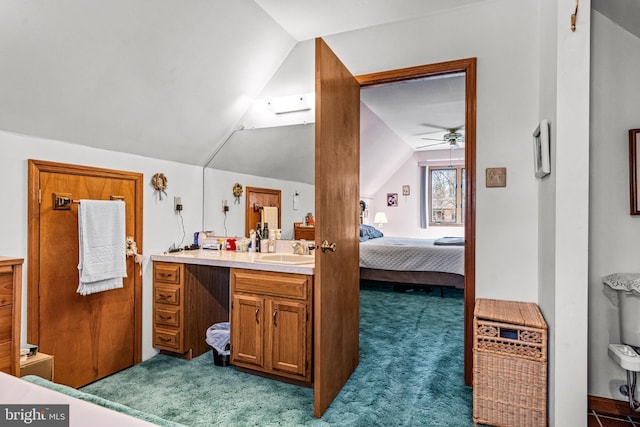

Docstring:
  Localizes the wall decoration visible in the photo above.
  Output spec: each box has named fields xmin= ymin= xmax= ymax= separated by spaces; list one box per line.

xmin=402 ymin=185 xmax=410 ymax=196
xmin=151 ymin=173 xmax=168 ymax=200
xmin=629 ymin=129 xmax=640 ymax=215
xmin=233 ymin=182 xmax=243 ymax=204
xmin=387 ymin=193 xmax=398 ymax=207
xmin=532 ymin=119 xmax=551 ymax=178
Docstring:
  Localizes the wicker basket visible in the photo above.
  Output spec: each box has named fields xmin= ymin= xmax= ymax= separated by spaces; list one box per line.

xmin=473 ymin=298 xmax=547 ymax=427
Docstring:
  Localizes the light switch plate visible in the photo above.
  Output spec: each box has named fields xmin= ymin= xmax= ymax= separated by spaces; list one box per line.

xmin=486 ymin=167 xmax=507 ymax=188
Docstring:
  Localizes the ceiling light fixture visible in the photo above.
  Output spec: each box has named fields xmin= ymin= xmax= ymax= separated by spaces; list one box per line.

xmin=266 ymin=93 xmax=314 ymax=114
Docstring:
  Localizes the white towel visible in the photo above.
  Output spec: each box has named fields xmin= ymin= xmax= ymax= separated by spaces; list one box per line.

xmin=261 ymin=206 xmax=278 ymax=233
xmin=77 ymin=200 xmax=127 ymax=295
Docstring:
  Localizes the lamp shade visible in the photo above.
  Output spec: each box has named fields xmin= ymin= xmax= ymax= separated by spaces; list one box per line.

xmin=374 ymin=212 xmax=388 ymax=224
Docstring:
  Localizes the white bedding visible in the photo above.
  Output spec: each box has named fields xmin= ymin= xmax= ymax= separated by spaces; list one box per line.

xmin=0 ymin=372 xmax=158 ymax=427
xmin=360 ymin=236 xmax=464 ymax=275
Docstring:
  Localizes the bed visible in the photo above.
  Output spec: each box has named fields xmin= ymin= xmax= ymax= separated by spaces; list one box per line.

xmin=0 ymin=372 xmax=182 ymax=427
xmin=359 ymin=225 xmax=465 ymax=293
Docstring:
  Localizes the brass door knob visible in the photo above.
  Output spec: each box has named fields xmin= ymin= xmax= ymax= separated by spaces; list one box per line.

xmin=320 ymin=240 xmax=337 ymax=253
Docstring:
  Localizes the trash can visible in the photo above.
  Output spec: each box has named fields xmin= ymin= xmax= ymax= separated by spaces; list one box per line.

xmin=205 ymin=322 xmax=231 ymax=366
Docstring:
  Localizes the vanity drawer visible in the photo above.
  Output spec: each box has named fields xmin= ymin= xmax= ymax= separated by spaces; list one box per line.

xmin=232 ymin=269 xmax=309 ymax=300
xmin=154 ymin=264 xmax=181 ymax=284
xmin=0 ymin=305 xmax=11 ymax=342
xmin=154 ymin=286 xmax=180 ymax=305
xmin=0 ymin=267 xmax=13 ymax=306
xmin=0 ymin=341 xmax=9 ymax=374
xmin=154 ymin=307 xmax=180 ymax=327
xmin=154 ymin=328 xmax=181 ymax=351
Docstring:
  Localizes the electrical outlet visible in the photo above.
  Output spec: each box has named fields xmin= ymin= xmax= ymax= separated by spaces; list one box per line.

xmin=222 ymin=200 xmax=229 ymax=213
xmin=486 ymin=167 xmax=507 ymax=188
xmin=174 ymin=196 xmax=183 ymax=211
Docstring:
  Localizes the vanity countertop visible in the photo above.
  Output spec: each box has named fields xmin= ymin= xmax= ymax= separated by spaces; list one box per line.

xmin=151 ymin=249 xmax=314 ymax=275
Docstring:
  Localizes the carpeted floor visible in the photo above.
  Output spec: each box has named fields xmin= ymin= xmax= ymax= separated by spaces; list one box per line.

xmin=81 ymin=285 xmax=473 ymax=426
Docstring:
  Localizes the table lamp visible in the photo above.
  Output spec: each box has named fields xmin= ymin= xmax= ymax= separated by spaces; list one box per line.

xmin=374 ymin=212 xmax=388 ymax=231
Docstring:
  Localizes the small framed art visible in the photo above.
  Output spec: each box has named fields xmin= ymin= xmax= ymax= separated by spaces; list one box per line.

xmin=629 ymin=129 xmax=640 ymax=215
xmin=387 ymin=193 xmax=398 ymax=207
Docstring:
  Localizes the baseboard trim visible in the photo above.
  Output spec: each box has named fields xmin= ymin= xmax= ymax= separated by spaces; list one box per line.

xmin=588 ymin=395 xmax=636 ymax=417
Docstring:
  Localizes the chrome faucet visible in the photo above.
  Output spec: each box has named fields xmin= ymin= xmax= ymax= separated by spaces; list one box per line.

xmin=292 ymin=240 xmax=306 ymax=255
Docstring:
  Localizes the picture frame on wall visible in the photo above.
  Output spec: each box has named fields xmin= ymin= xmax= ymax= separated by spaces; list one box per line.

xmin=532 ymin=119 xmax=551 ymax=179
xmin=629 ymin=129 xmax=640 ymax=215
xmin=387 ymin=193 xmax=398 ymax=207
xmin=402 ymin=185 xmax=410 ymax=196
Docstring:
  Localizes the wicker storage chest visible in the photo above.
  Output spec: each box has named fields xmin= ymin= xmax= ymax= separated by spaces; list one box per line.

xmin=473 ymin=298 xmax=547 ymax=427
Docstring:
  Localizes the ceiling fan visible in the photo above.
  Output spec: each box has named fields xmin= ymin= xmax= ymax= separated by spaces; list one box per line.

xmin=416 ymin=126 xmax=465 ymax=150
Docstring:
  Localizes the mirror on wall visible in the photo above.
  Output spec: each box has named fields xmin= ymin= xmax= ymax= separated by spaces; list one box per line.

xmin=202 ymin=124 xmax=315 ymax=240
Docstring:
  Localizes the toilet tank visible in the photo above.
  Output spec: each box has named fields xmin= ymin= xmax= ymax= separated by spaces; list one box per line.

xmin=620 ymin=291 xmax=640 ymax=347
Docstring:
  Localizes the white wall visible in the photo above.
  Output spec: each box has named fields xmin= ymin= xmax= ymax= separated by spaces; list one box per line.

xmin=537 ymin=1 xmax=591 ymax=425
xmin=0 ymin=130 xmax=204 ymax=361
xmin=369 ymin=149 xmax=465 ymax=238
xmin=0 ymin=129 xmax=315 ymax=363
xmin=589 ymin=11 xmax=640 ymax=402
xmin=202 ymin=168 xmax=315 ymax=240
xmin=537 ymin=0 xmax=559 ymax=422
xmin=327 ymin=0 xmax=540 ymax=302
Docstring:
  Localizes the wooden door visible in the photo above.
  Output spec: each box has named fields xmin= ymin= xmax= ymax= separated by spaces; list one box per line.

xmin=245 ymin=187 xmax=281 ymax=238
xmin=27 ymin=160 xmax=143 ymax=388
xmin=230 ymin=294 xmax=264 ymax=367
xmin=313 ymin=38 xmax=361 ymax=417
xmin=270 ymin=299 xmax=307 ymax=377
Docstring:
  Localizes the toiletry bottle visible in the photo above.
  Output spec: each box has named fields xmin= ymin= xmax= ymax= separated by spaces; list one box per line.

xmin=249 ymin=229 xmax=256 ymax=252
xmin=255 ymin=222 xmax=262 ymax=253
xmin=263 ymin=223 xmax=269 ymax=241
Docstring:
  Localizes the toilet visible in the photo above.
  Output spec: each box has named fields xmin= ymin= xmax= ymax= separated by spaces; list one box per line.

xmin=606 ymin=273 xmax=640 ymax=411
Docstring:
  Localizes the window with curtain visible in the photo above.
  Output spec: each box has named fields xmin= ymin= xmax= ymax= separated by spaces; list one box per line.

xmin=421 ymin=165 xmax=465 ymax=227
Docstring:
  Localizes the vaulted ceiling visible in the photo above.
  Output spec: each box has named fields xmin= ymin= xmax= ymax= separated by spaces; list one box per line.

xmin=1 ymin=0 xmax=638 ymax=189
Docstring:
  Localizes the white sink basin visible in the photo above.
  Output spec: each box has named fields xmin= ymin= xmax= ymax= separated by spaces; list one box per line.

xmin=255 ymin=254 xmax=315 ymax=265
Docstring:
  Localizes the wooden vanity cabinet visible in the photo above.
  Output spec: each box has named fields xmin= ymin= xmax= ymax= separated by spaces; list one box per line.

xmin=153 ymin=262 xmax=229 ymax=359
xmin=230 ymin=268 xmax=312 ymax=383
xmin=293 ymin=222 xmax=315 ymax=241
xmin=0 ymin=257 xmax=23 ymax=376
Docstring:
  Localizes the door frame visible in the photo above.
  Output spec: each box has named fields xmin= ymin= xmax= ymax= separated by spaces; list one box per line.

xmin=356 ymin=57 xmax=477 ymax=385
xmin=244 ymin=186 xmax=282 ymax=238
xmin=27 ymin=159 xmax=144 ymax=363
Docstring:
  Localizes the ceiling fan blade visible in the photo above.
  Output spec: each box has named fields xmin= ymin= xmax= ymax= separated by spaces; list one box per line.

xmin=418 ymin=122 xmax=450 ymax=130
xmin=420 ymin=137 xmax=445 ymax=141
xmin=416 ymin=141 xmax=447 ymax=149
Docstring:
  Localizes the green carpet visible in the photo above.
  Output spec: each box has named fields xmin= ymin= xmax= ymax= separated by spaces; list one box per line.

xmin=80 ymin=286 xmax=473 ymax=426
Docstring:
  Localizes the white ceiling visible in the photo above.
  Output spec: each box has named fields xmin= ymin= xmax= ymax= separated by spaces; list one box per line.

xmin=1 ymin=0 xmax=638 ymax=188
xmin=254 ymin=0 xmax=489 ymax=41
xmin=592 ymin=0 xmax=640 ymax=39
xmin=361 ymin=74 xmax=465 ymax=151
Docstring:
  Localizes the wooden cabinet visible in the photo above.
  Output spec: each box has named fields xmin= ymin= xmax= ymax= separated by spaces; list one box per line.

xmin=153 ymin=262 xmax=229 ymax=359
xmin=293 ymin=222 xmax=315 ymax=241
xmin=231 ymin=268 xmax=312 ymax=383
xmin=0 ymin=257 xmax=23 ymax=376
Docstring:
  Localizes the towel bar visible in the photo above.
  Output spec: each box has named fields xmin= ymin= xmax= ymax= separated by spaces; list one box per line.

xmin=52 ymin=193 xmax=124 ymax=210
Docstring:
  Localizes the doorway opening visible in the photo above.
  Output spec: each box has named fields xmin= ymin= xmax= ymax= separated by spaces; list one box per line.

xmin=356 ymin=57 xmax=476 ymax=385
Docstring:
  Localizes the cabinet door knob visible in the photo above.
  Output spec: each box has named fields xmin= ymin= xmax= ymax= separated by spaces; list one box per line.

xmin=255 ymin=307 xmax=260 ymax=324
